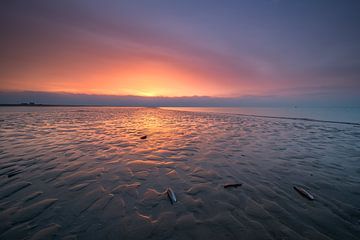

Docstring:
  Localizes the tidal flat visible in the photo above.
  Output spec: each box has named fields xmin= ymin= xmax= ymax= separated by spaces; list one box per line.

xmin=0 ymin=107 xmax=359 ymax=240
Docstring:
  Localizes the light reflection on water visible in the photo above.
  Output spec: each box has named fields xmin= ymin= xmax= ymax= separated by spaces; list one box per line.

xmin=162 ymin=107 xmax=360 ymax=124
xmin=0 ymin=107 xmax=359 ymax=239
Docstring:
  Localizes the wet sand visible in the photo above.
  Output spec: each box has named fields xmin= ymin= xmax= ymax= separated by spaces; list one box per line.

xmin=0 ymin=107 xmax=359 ymax=239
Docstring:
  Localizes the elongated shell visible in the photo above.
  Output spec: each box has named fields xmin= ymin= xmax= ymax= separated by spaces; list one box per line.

xmin=294 ymin=186 xmax=314 ymax=200
xmin=224 ymin=183 xmax=242 ymax=188
xmin=167 ymin=187 xmax=177 ymax=204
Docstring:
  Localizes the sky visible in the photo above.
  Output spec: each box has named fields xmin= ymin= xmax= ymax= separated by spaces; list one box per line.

xmin=0 ymin=0 xmax=359 ymax=106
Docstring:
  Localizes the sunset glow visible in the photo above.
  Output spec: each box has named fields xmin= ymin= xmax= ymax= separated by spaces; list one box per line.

xmin=1 ymin=60 xmax=237 ymax=97
xmin=0 ymin=2 xmax=360 ymax=239
xmin=0 ymin=1 xmax=359 ymax=106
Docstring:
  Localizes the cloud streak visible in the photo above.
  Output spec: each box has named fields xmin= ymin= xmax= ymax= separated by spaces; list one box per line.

xmin=0 ymin=0 xmax=359 ymax=105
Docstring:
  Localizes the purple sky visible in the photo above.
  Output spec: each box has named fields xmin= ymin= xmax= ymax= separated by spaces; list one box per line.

xmin=0 ymin=0 xmax=359 ymax=106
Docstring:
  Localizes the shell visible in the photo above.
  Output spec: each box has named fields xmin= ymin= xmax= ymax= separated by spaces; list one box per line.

xmin=294 ymin=186 xmax=314 ymax=200
xmin=167 ymin=187 xmax=177 ymax=204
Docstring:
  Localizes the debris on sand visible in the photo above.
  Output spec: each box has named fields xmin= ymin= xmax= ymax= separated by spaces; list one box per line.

xmin=7 ymin=169 xmax=23 ymax=178
xmin=140 ymin=135 xmax=147 ymax=139
xmin=167 ymin=187 xmax=177 ymax=204
xmin=224 ymin=183 xmax=242 ymax=189
xmin=293 ymin=186 xmax=314 ymax=200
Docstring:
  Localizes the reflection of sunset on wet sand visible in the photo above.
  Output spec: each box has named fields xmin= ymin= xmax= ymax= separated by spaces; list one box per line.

xmin=0 ymin=107 xmax=359 ymax=239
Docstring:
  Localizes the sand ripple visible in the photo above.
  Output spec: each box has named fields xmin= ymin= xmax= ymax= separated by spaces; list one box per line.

xmin=0 ymin=107 xmax=359 ymax=239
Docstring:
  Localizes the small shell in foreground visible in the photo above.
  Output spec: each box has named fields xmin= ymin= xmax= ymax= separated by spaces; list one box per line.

xmin=224 ymin=183 xmax=242 ymax=189
xmin=293 ymin=186 xmax=314 ymax=200
xmin=166 ymin=187 xmax=177 ymax=204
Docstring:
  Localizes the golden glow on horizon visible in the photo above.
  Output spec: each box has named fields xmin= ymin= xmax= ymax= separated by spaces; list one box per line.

xmin=1 ymin=56 xmax=267 ymax=97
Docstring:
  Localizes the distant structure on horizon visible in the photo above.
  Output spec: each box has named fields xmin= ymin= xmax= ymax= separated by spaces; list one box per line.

xmin=0 ymin=102 xmax=47 ymax=107
xmin=20 ymin=102 xmax=36 ymax=105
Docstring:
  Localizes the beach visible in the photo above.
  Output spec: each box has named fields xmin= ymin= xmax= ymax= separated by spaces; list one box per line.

xmin=0 ymin=107 xmax=359 ymax=240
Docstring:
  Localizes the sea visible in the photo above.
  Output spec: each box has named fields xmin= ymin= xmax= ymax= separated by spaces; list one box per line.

xmin=162 ymin=107 xmax=360 ymax=125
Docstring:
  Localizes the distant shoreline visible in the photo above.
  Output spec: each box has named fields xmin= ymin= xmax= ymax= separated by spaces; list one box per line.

xmin=0 ymin=104 xmax=145 ymax=107
xmin=0 ymin=104 xmax=83 ymax=107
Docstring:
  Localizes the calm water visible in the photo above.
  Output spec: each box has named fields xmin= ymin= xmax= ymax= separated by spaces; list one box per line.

xmin=162 ymin=107 xmax=360 ymax=124
xmin=0 ymin=107 xmax=359 ymax=239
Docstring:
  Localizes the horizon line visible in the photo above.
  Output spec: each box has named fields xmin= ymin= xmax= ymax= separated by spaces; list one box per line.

xmin=0 ymin=90 xmax=359 ymax=108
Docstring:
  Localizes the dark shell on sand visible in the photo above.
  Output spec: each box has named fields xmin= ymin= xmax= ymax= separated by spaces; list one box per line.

xmin=224 ymin=183 xmax=242 ymax=188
